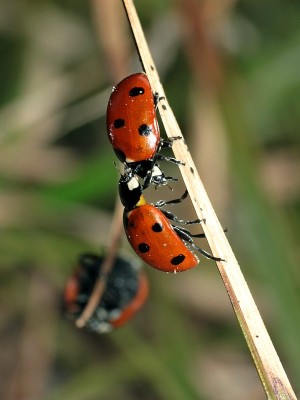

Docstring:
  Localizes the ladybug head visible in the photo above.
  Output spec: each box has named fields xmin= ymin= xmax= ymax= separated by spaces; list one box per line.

xmin=118 ymin=168 xmax=144 ymax=210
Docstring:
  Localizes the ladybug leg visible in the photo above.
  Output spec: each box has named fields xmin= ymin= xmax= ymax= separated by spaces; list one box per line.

xmin=191 ymin=243 xmax=224 ymax=261
xmin=143 ymin=164 xmax=178 ymax=191
xmin=155 ymin=190 xmax=202 ymax=224
xmin=155 ymin=190 xmax=224 ymax=225
xmin=157 ymin=154 xmax=185 ymax=166
xmin=143 ymin=165 xmax=163 ymax=190
xmin=175 ymin=226 xmax=206 ymax=238
xmin=177 ymin=226 xmax=227 ymax=238
xmin=161 ymin=210 xmax=202 ymax=225
xmin=156 ymin=137 xmax=185 ymax=165
xmin=154 ymin=189 xmax=189 ymax=208
xmin=152 ymin=174 xmax=178 ymax=191
xmin=163 ymin=137 xmax=183 ymax=147
xmin=154 ymin=138 xmax=184 ymax=166
xmin=160 ymin=137 xmax=182 ymax=149
xmin=150 ymin=163 xmax=178 ymax=186
xmin=173 ymin=226 xmax=224 ymax=261
xmin=153 ymin=92 xmax=165 ymax=109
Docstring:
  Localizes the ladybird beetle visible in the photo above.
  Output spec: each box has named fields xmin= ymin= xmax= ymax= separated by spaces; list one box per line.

xmin=64 ymin=253 xmax=149 ymax=333
xmin=106 ymin=72 xmax=182 ymax=188
xmin=119 ymin=170 xmax=223 ymax=273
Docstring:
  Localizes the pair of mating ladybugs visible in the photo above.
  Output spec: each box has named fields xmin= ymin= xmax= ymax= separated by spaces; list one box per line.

xmin=64 ymin=73 xmax=222 ymax=333
xmin=107 ymin=73 xmax=222 ymax=273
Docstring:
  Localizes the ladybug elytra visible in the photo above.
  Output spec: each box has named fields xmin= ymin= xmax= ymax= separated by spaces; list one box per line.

xmin=119 ymin=170 xmax=222 ymax=273
xmin=106 ymin=72 xmax=181 ymax=188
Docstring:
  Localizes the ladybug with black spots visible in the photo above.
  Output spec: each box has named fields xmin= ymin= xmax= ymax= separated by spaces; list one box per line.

xmin=106 ymin=72 xmax=181 ymax=188
xmin=64 ymin=253 xmax=149 ymax=333
xmin=118 ymin=169 xmax=223 ymax=273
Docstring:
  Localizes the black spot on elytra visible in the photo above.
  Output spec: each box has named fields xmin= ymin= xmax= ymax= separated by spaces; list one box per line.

xmin=128 ymin=220 xmax=135 ymax=228
xmin=114 ymin=118 xmax=125 ymax=128
xmin=138 ymin=124 xmax=152 ymax=136
xmin=152 ymin=223 xmax=163 ymax=232
xmin=190 ymin=167 xmax=194 ymax=174
xmin=129 ymin=86 xmax=145 ymax=97
xmin=162 ymin=105 xmax=167 ymax=110
xmin=171 ymin=254 xmax=185 ymax=265
xmin=150 ymin=65 xmax=154 ymax=70
xmin=138 ymin=243 xmax=150 ymax=253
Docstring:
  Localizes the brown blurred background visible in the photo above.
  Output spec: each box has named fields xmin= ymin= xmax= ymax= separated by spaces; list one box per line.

xmin=0 ymin=0 xmax=299 ymax=399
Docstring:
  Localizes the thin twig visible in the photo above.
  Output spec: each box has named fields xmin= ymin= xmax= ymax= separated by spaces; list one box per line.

xmin=122 ymin=1 xmax=297 ymax=399
xmin=76 ymin=197 xmax=123 ymax=328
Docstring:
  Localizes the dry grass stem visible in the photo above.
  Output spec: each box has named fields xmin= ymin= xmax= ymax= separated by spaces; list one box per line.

xmin=122 ymin=0 xmax=297 ymax=398
xmin=76 ymin=197 xmax=124 ymax=328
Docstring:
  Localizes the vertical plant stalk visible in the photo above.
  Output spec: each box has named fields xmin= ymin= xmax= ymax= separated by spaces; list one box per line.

xmin=122 ymin=0 xmax=297 ymax=399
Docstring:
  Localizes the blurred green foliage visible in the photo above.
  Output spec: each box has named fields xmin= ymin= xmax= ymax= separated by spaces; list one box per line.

xmin=0 ymin=1 xmax=299 ymax=399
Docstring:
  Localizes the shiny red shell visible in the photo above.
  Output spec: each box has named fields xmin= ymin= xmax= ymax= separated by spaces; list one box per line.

xmin=106 ymin=73 xmax=160 ymax=163
xmin=124 ymin=204 xmax=199 ymax=273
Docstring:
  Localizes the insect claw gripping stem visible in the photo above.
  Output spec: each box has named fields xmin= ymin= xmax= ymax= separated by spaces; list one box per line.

xmin=160 ymin=136 xmax=182 ymax=149
xmin=157 ymin=154 xmax=185 ymax=166
xmin=193 ymin=244 xmax=224 ymax=262
xmin=154 ymin=92 xmax=165 ymax=109
xmin=156 ymin=136 xmax=185 ymax=166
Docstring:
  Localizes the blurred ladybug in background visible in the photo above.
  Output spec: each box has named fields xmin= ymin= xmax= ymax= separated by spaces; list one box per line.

xmin=118 ymin=169 xmax=223 ymax=273
xmin=106 ymin=72 xmax=182 ymax=188
xmin=64 ymin=253 xmax=149 ymax=333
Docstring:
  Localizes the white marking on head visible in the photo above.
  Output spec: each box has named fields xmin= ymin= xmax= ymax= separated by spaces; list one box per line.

xmin=127 ymin=176 xmax=139 ymax=191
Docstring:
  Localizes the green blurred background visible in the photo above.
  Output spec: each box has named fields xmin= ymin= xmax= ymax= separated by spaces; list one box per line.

xmin=0 ymin=0 xmax=299 ymax=399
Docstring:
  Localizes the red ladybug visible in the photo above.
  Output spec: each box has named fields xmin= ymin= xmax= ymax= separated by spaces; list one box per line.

xmin=106 ymin=72 xmax=181 ymax=188
xmin=119 ymin=170 xmax=222 ymax=273
xmin=64 ymin=253 xmax=148 ymax=333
